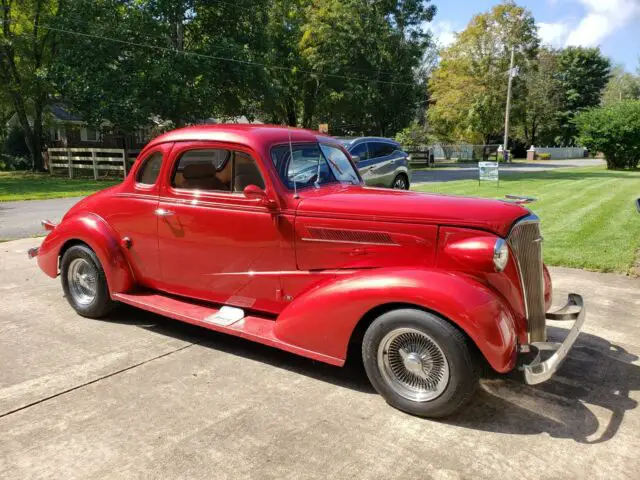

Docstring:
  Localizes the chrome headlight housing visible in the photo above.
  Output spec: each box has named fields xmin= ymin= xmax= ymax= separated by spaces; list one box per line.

xmin=493 ymin=238 xmax=509 ymax=272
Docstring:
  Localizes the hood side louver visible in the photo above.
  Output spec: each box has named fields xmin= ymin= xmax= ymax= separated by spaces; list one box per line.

xmin=305 ymin=227 xmax=396 ymax=245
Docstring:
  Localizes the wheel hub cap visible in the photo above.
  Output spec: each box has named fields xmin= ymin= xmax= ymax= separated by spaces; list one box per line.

xmin=377 ymin=328 xmax=450 ymax=402
xmin=67 ymin=258 xmax=98 ymax=306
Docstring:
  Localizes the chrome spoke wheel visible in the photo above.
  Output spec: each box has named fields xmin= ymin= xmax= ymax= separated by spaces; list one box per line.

xmin=393 ymin=176 xmax=407 ymax=189
xmin=67 ymin=257 xmax=98 ymax=306
xmin=377 ymin=327 xmax=450 ymax=402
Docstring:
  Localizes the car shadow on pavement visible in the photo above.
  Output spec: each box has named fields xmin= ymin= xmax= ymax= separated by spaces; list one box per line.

xmin=103 ymin=305 xmax=376 ymax=395
xmin=103 ymin=308 xmax=638 ymax=442
xmin=445 ymin=327 xmax=639 ymax=444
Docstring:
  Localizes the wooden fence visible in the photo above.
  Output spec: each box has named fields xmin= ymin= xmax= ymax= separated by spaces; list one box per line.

xmin=48 ymin=148 xmax=140 ymax=179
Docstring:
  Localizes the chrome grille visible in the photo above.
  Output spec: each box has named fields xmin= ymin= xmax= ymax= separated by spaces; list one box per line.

xmin=508 ymin=215 xmax=546 ymax=342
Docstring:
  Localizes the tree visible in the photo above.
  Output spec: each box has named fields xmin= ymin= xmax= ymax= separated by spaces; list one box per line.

xmin=301 ymin=0 xmax=436 ymax=136
xmin=555 ymin=46 xmax=611 ymax=146
xmin=601 ymin=65 xmax=640 ymax=106
xmin=428 ymin=1 xmax=538 ymax=144
xmin=52 ymin=0 xmax=270 ymax=143
xmin=518 ymin=47 xmax=562 ymax=146
xmin=575 ymin=100 xmax=640 ymax=169
xmin=0 ymin=0 xmax=63 ymax=171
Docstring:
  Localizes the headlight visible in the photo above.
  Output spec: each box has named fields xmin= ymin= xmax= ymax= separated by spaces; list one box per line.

xmin=493 ymin=239 xmax=509 ymax=272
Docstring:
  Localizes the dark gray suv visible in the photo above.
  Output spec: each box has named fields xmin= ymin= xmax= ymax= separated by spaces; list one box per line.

xmin=337 ymin=137 xmax=411 ymax=189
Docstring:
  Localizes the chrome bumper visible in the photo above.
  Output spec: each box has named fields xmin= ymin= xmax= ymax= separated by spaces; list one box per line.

xmin=521 ymin=293 xmax=586 ymax=385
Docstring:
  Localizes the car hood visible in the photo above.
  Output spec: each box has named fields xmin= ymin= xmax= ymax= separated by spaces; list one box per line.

xmin=296 ymin=186 xmax=529 ymax=237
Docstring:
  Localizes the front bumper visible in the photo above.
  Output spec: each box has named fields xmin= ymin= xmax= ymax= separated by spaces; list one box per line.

xmin=521 ymin=293 xmax=586 ymax=385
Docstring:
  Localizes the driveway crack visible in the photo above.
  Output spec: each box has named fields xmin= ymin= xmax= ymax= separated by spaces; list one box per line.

xmin=0 ymin=341 xmax=199 ymax=420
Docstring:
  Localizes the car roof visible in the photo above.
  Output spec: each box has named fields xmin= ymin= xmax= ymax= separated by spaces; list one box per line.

xmin=338 ymin=136 xmax=400 ymax=146
xmin=147 ymin=124 xmax=336 ymax=150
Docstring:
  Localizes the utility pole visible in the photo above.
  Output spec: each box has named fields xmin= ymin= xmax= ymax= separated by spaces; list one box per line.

xmin=503 ymin=45 xmax=515 ymax=163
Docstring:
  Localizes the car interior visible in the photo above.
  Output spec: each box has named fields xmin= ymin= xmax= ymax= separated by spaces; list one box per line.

xmin=172 ymin=149 xmax=264 ymax=193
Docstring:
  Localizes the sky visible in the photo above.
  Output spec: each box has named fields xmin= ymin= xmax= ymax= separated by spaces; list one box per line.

xmin=429 ymin=0 xmax=640 ymax=72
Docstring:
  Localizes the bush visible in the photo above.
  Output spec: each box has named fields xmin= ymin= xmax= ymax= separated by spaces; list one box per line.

xmin=538 ymin=153 xmax=551 ymax=160
xmin=575 ymin=100 xmax=640 ymax=169
xmin=0 ymin=154 xmax=31 ymax=171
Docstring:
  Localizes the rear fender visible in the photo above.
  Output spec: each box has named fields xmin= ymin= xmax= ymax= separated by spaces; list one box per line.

xmin=273 ymin=268 xmax=518 ymax=372
xmin=37 ymin=213 xmax=134 ymax=294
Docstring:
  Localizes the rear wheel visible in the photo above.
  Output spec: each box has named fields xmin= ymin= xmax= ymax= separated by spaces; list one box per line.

xmin=392 ymin=174 xmax=409 ymax=190
xmin=362 ymin=308 xmax=479 ymax=418
xmin=61 ymin=244 xmax=116 ymax=318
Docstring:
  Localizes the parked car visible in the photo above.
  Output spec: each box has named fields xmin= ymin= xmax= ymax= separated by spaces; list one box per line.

xmin=30 ymin=125 xmax=585 ymax=418
xmin=337 ymin=137 xmax=410 ymax=189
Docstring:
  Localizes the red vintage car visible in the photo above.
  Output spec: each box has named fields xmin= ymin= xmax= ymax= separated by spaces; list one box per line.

xmin=30 ymin=125 xmax=585 ymax=417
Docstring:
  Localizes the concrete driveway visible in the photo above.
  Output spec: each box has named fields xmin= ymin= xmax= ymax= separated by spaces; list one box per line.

xmin=1 ymin=237 xmax=639 ymax=479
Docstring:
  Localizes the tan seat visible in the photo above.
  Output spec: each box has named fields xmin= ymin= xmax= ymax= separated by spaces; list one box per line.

xmin=233 ymin=155 xmax=265 ymax=191
xmin=183 ymin=163 xmax=227 ymax=191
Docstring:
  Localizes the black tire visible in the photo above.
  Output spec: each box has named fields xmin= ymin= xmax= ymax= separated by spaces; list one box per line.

xmin=362 ymin=308 xmax=479 ymax=418
xmin=60 ymin=244 xmax=116 ymax=318
xmin=392 ymin=173 xmax=409 ymax=190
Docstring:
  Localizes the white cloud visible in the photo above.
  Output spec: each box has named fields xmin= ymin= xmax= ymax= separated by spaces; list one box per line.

xmin=429 ymin=21 xmax=458 ymax=48
xmin=538 ymin=22 xmax=570 ymax=47
xmin=541 ymin=0 xmax=640 ymax=48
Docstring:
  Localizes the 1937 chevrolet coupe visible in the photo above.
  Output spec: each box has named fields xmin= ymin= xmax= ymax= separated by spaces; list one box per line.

xmin=30 ymin=125 xmax=586 ymax=418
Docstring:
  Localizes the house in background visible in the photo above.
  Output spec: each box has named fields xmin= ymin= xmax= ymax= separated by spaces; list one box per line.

xmin=6 ymin=105 xmax=151 ymax=150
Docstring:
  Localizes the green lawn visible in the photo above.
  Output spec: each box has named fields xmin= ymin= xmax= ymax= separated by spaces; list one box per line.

xmin=413 ymin=166 xmax=640 ymax=273
xmin=0 ymin=172 xmax=119 ymax=201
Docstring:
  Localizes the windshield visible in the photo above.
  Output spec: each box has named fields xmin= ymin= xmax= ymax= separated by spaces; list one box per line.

xmin=271 ymin=143 xmax=360 ymax=190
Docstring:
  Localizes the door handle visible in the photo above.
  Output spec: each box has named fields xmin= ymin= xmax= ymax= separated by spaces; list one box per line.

xmin=154 ymin=208 xmax=175 ymax=217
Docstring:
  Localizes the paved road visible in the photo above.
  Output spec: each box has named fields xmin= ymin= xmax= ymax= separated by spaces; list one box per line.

xmin=1 ymin=237 xmax=639 ymax=479
xmin=0 ymin=159 xmax=606 ymax=240
xmin=0 ymin=196 xmax=82 ymax=241
xmin=411 ymin=158 xmax=605 ymax=183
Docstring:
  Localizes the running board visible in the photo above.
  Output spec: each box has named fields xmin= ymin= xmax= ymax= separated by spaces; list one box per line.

xmin=112 ymin=291 xmax=343 ymax=366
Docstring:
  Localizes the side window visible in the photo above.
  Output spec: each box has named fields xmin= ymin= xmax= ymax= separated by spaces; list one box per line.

xmin=369 ymin=142 xmax=396 ymax=159
xmin=350 ymin=143 xmax=368 ymax=161
xmin=136 ymin=152 xmax=163 ymax=185
xmin=233 ymin=151 xmax=266 ymax=192
xmin=172 ymin=149 xmax=232 ymax=192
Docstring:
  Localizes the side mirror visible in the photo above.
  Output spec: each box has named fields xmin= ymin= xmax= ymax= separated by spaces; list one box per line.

xmin=243 ymin=184 xmax=277 ymax=209
xmin=351 ymin=155 xmax=360 ymax=163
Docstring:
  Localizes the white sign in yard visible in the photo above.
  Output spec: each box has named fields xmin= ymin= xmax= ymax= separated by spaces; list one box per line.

xmin=478 ymin=161 xmax=499 ymax=186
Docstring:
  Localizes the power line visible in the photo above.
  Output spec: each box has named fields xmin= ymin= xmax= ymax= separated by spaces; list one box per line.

xmin=43 ymin=6 xmax=408 ymax=80
xmin=38 ymin=23 xmax=418 ymax=87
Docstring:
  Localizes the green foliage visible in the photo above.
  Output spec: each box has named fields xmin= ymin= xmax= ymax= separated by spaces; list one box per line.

xmin=601 ymin=66 xmax=640 ymax=106
xmin=0 ymin=0 xmax=62 ymax=171
xmin=537 ymin=153 xmax=551 ymax=160
xmin=555 ymin=47 xmax=611 ymax=146
xmin=518 ymin=48 xmax=562 ymax=146
xmin=428 ymin=1 xmax=538 ymax=143
xmin=52 ymin=0 xmax=270 ymax=138
xmin=395 ymin=121 xmax=431 ymax=146
xmin=301 ymin=0 xmax=436 ymax=136
xmin=575 ymin=100 xmax=640 ymax=169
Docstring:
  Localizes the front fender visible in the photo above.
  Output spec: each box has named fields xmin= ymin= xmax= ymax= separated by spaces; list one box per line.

xmin=273 ymin=268 xmax=518 ymax=372
xmin=37 ymin=212 xmax=134 ymax=294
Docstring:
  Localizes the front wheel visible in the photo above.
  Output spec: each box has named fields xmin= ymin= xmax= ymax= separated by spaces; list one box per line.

xmin=362 ymin=309 xmax=479 ymax=418
xmin=61 ymin=244 xmax=116 ymax=318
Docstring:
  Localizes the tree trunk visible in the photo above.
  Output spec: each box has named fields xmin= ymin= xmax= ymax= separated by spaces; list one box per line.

xmin=286 ymin=99 xmax=297 ymax=127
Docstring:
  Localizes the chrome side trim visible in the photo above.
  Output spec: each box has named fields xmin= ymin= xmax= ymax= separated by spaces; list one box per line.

xmin=522 ymin=294 xmax=586 ymax=384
